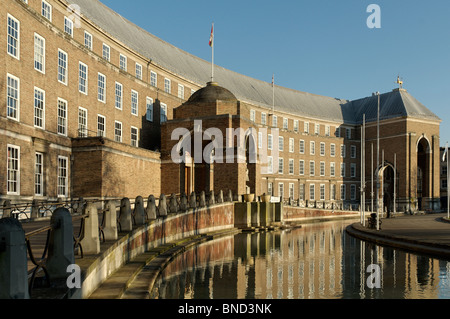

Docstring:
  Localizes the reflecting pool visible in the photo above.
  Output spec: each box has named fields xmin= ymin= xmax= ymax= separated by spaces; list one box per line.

xmin=149 ymin=220 xmax=450 ymax=299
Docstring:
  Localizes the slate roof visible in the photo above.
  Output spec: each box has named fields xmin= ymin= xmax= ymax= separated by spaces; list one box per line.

xmin=67 ymin=0 xmax=441 ymax=125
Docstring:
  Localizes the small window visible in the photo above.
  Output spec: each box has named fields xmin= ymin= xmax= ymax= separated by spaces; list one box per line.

xmin=283 ymin=118 xmax=288 ymax=130
xmin=160 ymin=103 xmax=167 ymax=123
xmin=119 ymin=54 xmax=127 ymax=71
xmin=278 ymin=158 xmax=284 ymax=174
xmin=41 ymin=1 xmax=52 ymax=21
xmin=250 ymin=109 xmax=256 ymax=122
xmin=146 ymin=97 xmax=153 ymax=122
xmin=115 ymin=82 xmax=123 ymax=110
xmin=64 ymin=17 xmax=73 ymax=37
xmin=136 ymin=63 xmax=142 ymax=80
xmin=97 ymin=114 xmax=105 ymax=137
xmin=131 ymin=90 xmax=138 ymax=116
xmin=78 ymin=62 xmax=88 ymax=94
xmin=102 ymin=43 xmax=110 ymax=61
xmin=131 ymin=127 xmax=138 ymax=147
xmin=78 ymin=107 xmax=87 ymax=137
xmin=7 ymin=14 xmax=20 ymax=59
xmin=34 ymin=33 xmax=45 ymax=73
xmin=84 ymin=31 xmax=92 ymax=50
xmin=261 ymin=113 xmax=267 ymax=125
xmin=309 ymin=184 xmax=315 ymax=201
xmin=57 ymin=98 xmax=67 ymax=136
xmin=310 ymin=161 xmax=315 ymax=176
xmin=114 ymin=121 xmax=122 ymax=142
xmin=35 ymin=152 xmax=44 ymax=196
xmin=178 ymin=84 xmax=184 ymax=99
xmin=7 ymin=145 xmax=20 ymax=195
xmin=299 ymin=160 xmax=305 ymax=176
xmin=164 ymin=78 xmax=171 ymax=93
xmin=150 ymin=71 xmax=157 ymax=87
xmin=7 ymin=74 xmax=20 ymax=121
xmin=58 ymin=49 xmax=68 ymax=85
xmin=98 ymin=73 xmax=106 ymax=103
xmin=34 ymin=87 xmax=45 ymax=129
xmin=57 ymin=156 xmax=68 ymax=197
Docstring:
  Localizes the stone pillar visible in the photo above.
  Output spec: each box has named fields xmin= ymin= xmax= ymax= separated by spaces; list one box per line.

xmin=179 ymin=193 xmax=189 ymax=211
xmin=250 ymin=202 xmax=260 ymax=227
xmin=119 ymin=198 xmax=133 ymax=232
xmin=234 ymin=202 xmax=252 ymax=229
xmin=217 ymin=190 xmax=224 ymax=204
xmin=169 ymin=194 xmax=178 ymax=214
xmin=2 ymin=200 xmax=11 ymax=218
xmin=47 ymin=207 xmax=75 ymax=279
xmin=104 ymin=200 xmax=118 ymax=240
xmin=189 ymin=192 xmax=197 ymax=209
xmin=199 ymin=191 xmax=206 ymax=207
xmin=158 ymin=194 xmax=168 ymax=217
xmin=146 ymin=195 xmax=157 ymax=220
xmin=31 ymin=199 xmax=39 ymax=219
xmin=227 ymin=190 xmax=233 ymax=202
xmin=81 ymin=203 xmax=100 ymax=254
xmin=133 ymin=196 xmax=146 ymax=226
xmin=0 ymin=218 xmax=29 ymax=299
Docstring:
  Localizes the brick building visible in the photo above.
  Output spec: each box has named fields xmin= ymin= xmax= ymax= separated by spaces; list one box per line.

xmin=1 ymin=0 xmax=442 ymax=212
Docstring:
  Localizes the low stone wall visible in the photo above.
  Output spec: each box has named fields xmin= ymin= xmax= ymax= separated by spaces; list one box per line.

xmin=80 ymin=202 xmax=235 ymax=299
xmin=283 ymin=205 xmax=360 ymax=223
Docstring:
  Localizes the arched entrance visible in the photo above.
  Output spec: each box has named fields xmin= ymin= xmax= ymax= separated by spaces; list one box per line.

xmin=377 ymin=163 xmax=396 ymax=214
xmin=417 ymin=137 xmax=431 ymax=210
xmin=244 ymin=130 xmax=257 ymax=195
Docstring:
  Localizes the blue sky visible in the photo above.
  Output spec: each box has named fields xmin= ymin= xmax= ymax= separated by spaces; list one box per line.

xmin=100 ymin=0 xmax=450 ymax=146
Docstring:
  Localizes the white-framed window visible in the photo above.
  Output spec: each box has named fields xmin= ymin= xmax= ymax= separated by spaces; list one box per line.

xmin=320 ymin=161 xmax=325 ymax=176
xmin=278 ymin=158 xmax=284 ymax=174
xmin=279 ymin=136 xmax=284 ymax=152
xmin=34 ymin=33 xmax=45 ymax=73
xmin=78 ymin=62 xmax=88 ymax=94
xmin=146 ymin=97 xmax=153 ymax=122
xmin=315 ymin=124 xmax=320 ymax=135
xmin=335 ymin=127 xmax=341 ymax=137
xmin=309 ymin=184 xmax=315 ymax=201
xmin=7 ymin=14 xmax=20 ymax=59
xmin=320 ymin=184 xmax=325 ymax=201
xmin=346 ymin=128 xmax=352 ymax=139
xmin=41 ymin=0 xmax=52 ymax=21
xmin=250 ymin=109 xmax=256 ymax=122
xmin=57 ymin=98 xmax=67 ymax=136
xmin=131 ymin=90 xmax=138 ymax=116
xmin=119 ymin=54 xmax=127 ymax=71
xmin=261 ymin=113 xmax=267 ymax=125
xmin=102 ymin=43 xmax=110 ymax=61
xmin=299 ymin=160 xmax=305 ymax=176
xmin=279 ymin=183 xmax=284 ymax=199
xmin=115 ymin=82 xmax=123 ymax=110
xmin=351 ymin=145 xmax=357 ymax=158
xmin=310 ymin=141 xmax=315 ymax=155
xmin=330 ymin=162 xmax=335 ymax=177
xmin=57 ymin=156 xmax=68 ymax=197
xmin=341 ymin=144 xmax=346 ymax=158
xmin=304 ymin=122 xmax=309 ymax=133
xmin=341 ymin=163 xmax=346 ymax=177
xmin=160 ymin=103 xmax=167 ymax=123
xmin=58 ymin=49 xmax=68 ymax=85
xmin=299 ymin=184 xmax=305 ymax=201
xmin=268 ymin=134 xmax=273 ymax=150
xmin=7 ymin=73 xmax=20 ymax=121
xmin=84 ymin=31 xmax=92 ymax=50
xmin=351 ymin=163 xmax=356 ymax=177
xmin=310 ymin=160 xmax=315 ymax=176
xmin=330 ymin=184 xmax=336 ymax=201
xmin=114 ymin=121 xmax=122 ymax=142
xmin=97 ymin=73 xmax=106 ymax=103
xmin=178 ymin=84 xmax=184 ymax=99
xmin=325 ymin=125 xmax=330 ymax=136
xmin=283 ymin=118 xmax=288 ymax=130
xmin=289 ymin=183 xmax=295 ymax=199
xmin=64 ymin=17 xmax=73 ymax=37
xmin=78 ymin=107 xmax=88 ymax=137
xmin=268 ymin=182 xmax=273 ymax=196
xmin=272 ymin=115 xmax=278 ymax=127
xmin=97 ymin=114 xmax=105 ymax=137
xmin=299 ymin=140 xmax=305 ymax=154
xmin=131 ymin=126 xmax=138 ymax=147
xmin=35 ymin=152 xmax=44 ymax=196
xmin=330 ymin=144 xmax=336 ymax=157
xmin=294 ymin=120 xmax=299 ymax=132
xmin=289 ymin=159 xmax=294 ymax=175
xmin=150 ymin=71 xmax=157 ymax=87
xmin=136 ymin=63 xmax=142 ymax=80
xmin=267 ymin=156 xmax=273 ymax=174
xmin=7 ymin=145 xmax=20 ymax=195
xmin=341 ymin=184 xmax=346 ymax=200
xmin=34 ymin=87 xmax=45 ymax=129
xmin=320 ymin=142 xmax=325 ymax=156
xmin=289 ymin=138 xmax=294 ymax=153
xmin=164 ymin=78 xmax=171 ymax=93
xmin=351 ymin=184 xmax=357 ymax=200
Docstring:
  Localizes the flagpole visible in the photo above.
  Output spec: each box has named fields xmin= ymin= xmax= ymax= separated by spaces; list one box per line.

xmin=447 ymin=141 xmax=449 ymax=219
xmin=272 ymin=74 xmax=275 ymax=114
xmin=211 ymin=23 xmax=214 ymax=82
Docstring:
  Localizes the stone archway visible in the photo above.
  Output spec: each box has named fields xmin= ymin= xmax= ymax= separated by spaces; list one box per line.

xmin=244 ymin=130 xmax=258 ymax=195
xmin=377 ymin=162 xmax=397 ymax=214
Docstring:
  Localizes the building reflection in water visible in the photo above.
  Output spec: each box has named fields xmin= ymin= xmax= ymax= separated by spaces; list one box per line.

xmin=150 ymin=221 xmax=450 ymax=299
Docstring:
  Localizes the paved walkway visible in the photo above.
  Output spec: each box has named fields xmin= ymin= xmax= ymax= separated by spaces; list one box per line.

xmin=347 ymin=212 xmax=450 ymax=259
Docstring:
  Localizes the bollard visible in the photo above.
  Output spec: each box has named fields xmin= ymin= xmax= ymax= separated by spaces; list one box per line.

xmin=208 ymin=191 xmax=215 ymax=206
xmin=158 ymin=194 xmax=168 ymax=217
xmin=80 ymin=203 xmax=100 ymax=254
xmin=217 ymin=190 xmax=224 ymax=204
xmin=199 ymin=191 xmax=206 ymax=207
xmin=0 ymin=218 xmax=29 ymax=299
xmin=179 ymin=193 xmax=188 ymax=211
xmin=119 ymin=198 xmax=133 ymax=232
xmin=169 ymin=194 xmax=178 ymax=214
xmin=31 ymin=199 xmax=39 ymax=219
xmin=146 ymin=195 xmax=157 ymax=220
xmin=47 ymin=207 xmax=75 ymax=279
xmin=104 ymin=200 xmax=118 ymax=240
xmin=134 ymin=196 xmax=146 ymax=226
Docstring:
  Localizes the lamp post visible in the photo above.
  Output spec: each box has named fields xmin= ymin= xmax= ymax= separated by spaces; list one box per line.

xmin=376 ymin=92 xmax=380 ymax=230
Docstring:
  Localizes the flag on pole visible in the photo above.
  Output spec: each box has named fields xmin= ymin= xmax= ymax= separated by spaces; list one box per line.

xmin=209 ymin=24 xmax=214 ymax=47
xmin=443 ymin=142 xmax=448 ymax=162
